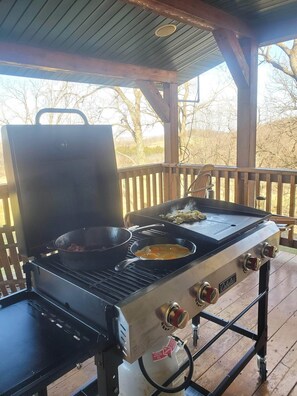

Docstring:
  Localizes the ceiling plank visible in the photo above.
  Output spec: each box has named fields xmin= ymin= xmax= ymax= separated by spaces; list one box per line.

xmin=213 ymin=29 xmax=249 ymax=89
xmin=0 ymin=42 xmax=177 ymax=84
xmin=256 ymin=18 xmax=297 ymax=46
xmin=122 ymin=0 xmax=254 ymax=38
xmin=137 ymin=80 xmax=170 ymax=122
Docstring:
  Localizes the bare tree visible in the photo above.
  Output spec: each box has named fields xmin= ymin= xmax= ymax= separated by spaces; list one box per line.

xmin=260 ymin=40 xmax=297 ymax=82
xmin=257 ymin=40 xmax=297 ymax=169
xmin=178 ymin=66 xmax=237 ymax=165
xmin=105 ymin=87 xmax=161 ymax=165
xmin=0 ymin=78 xmax=104 ymax=125
xmin=0 ymin=77 xmax=163 ymax=167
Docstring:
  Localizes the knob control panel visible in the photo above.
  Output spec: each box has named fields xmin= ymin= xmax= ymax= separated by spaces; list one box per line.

xmin=261 ymin=242 xmax=278 ymax=258
xmin=161 ymin=302 xmax=189 ymax=329
xmin=243 ymin=253 xmax=261 ymax=272
xmin=190 ymin=281 xmax=219 ymax=306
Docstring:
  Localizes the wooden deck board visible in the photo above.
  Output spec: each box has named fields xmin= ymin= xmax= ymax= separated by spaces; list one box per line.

xmin=48 ymin=250 xmax=297 ymax=395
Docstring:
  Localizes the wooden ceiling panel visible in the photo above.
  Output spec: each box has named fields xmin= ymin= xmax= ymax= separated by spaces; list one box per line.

xmin=0 ymin=0 xmax=295 ymax=86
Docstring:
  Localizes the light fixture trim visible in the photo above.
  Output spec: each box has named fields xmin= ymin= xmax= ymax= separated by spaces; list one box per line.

xmin=155 ymin=24 xmax=177 ymax=37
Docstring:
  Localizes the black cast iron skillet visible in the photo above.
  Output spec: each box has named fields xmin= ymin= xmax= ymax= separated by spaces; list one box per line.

xmin=114 ymin=236 xmax=197 ymax=271
xmin=53 ymin=224 xmax=164 ymax=271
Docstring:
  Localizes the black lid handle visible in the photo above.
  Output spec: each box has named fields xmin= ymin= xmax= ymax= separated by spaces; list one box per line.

xmin=35 ymin=108 xmax=89 ymax=125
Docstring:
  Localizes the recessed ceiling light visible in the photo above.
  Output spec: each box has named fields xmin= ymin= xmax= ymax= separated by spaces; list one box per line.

xmin=155 ymin=24 xmax=177 ymax=37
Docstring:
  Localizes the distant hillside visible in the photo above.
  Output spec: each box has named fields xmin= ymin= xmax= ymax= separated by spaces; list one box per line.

xmin=256 ymin=117 xmax=297 ymax=169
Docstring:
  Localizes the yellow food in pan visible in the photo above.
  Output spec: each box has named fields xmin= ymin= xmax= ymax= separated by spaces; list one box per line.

xmin=135 ymin=244 xmax=190 ymax=260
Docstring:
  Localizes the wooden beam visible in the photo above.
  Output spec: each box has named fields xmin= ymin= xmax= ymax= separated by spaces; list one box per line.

xmin=137 ymin=80 xmax=169 ymax=122
xmin=122 ymin=0 xmax=254 ymax=38
xmin=0 ymin=42 xmax=177 ymax=84
xmin=213 ymin=29 xmax=249 ymax=88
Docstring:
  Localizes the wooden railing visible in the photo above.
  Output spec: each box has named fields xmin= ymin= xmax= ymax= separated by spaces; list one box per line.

xmin=118 ymin=164 xmax=165 ymax=214
xmin=1 ymin=164 xmax=296 ymax=296
xmin=0 ymin=184 xmax=25 ymax=297
xmin=120 ymin=163 xmax=297 ymax=247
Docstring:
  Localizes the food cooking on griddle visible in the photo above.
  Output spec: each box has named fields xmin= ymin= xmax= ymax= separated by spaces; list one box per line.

xmin=160 ymin=209 xmax=206 ymax=224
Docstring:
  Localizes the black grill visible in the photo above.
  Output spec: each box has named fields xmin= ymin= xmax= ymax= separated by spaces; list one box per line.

xmin=33 ymin=232 xmax=186 ymax=305
xmin=36 ymin=254 xmax=172 ymax=304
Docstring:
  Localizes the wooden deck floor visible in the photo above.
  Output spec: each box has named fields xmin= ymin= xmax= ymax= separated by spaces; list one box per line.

xmin=48 ymin=249 xmax=297 ymax=396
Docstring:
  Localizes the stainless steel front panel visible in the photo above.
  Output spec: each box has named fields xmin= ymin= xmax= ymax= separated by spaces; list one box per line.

xmin=116 ymin=221 xmax=279 ymax=362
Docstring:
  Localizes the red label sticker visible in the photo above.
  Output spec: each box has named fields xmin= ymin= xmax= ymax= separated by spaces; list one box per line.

xmin=152 ymin=338 xmax=177 ymax=361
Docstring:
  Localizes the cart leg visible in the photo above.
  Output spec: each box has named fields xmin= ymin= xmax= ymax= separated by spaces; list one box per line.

xmin=256 ymin=260 xmax=270 ymax=382
xmin=33 ymin=389 xmax=48 ymax=396
xmin=192 ymin=314 xmax=200 ymax=347
xmin=95 ymin=346 xmax=122 ymax=396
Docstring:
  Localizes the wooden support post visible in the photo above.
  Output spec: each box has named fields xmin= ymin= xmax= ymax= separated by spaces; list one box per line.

xmin=163 ymin=82 xmax=179 ymax=201
xmin=237 ymin=39 xmax=258 ymax=204
xmin=214 ymin=30 xmax=258 ymax=204
xmin=237 ymin=39 xmax=258 ymax=169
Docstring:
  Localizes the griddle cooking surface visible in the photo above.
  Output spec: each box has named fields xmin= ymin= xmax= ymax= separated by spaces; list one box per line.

xmin=128 ymin=197 xmax=270 ymax=244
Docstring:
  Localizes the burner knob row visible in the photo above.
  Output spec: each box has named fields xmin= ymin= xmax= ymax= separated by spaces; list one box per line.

xmin=190 ymin=281 xmax=219 ymax=305
xmin=262 ymin=242 xmax=278 ymax=258
xmin=243 ymin=253 xmax=261 ymax=272
xmin=164 ymin=302 xmax=189 ymax=329
xmin=242 ymin=243 xmax=278 ymax=272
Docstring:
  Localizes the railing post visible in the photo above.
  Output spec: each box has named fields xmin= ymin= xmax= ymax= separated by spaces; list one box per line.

xmin=163 ymin=163 xmax=179 ymax=201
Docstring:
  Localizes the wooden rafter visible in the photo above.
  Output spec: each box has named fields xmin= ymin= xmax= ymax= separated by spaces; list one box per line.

xmin=122 ymin=0 xmax=254 ymax=38
xmin=137 ymin=80 xmax=169 ymax=122
xmin=213 ymin=29 xmax=250 ymax=88
xmin=0 ymin=42 xmax=177 ymax=84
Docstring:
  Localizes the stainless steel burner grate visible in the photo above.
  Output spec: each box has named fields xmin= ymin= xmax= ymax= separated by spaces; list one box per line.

xmin=35 ymin=254 xmax=172 ymax=304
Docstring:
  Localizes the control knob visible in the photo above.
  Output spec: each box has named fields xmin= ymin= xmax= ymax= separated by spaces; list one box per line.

xmin=164 ymin=302 xmax=189 ymax=329
xmin=243 ymin=253 xmax=261 ymax=272
xmin=261 ymin=242 xmax=278 ymax=258
xmin=190 ymin=281 xmax=219 ymax=306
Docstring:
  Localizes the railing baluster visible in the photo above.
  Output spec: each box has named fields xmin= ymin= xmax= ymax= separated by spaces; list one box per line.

xmin=255 ymin=173 xmax=260 ymax=199
xmin=146 ymin=172 xmax=151 ymax=207
xmin=224 ymin=171 xmax=230 ymax=202
xmin=277 ymin=174 xmax=283 ymax=215
xmin=139 ymin=172 xmax=145 ymax=209
xmin=132 ymin=171 xmax=138 ymax=211
xmin=152 ymin=172 xmax=157 ymax=206
xmin=234 ymin=170 xmax=239 ymax=203
xmin=183 ymin=167 xmax=188 ymax=195
xmin=266 ymin=174 xmax=272 ymax=212
xmin=215 ymin=170 xmax=220 ymax=200
xmin=289 ymin=175 xmax=296 ymax=243
xmin=158 ymin=171 xmax=163 ymax=204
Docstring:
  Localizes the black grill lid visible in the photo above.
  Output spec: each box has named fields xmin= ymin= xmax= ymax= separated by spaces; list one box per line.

xmin=2 ymin=112 xmax=122 ymax=258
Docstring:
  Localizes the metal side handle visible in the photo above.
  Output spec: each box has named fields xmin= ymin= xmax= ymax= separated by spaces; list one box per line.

xmin=35 ymin=108 xmax=89 ymax=125
xmin=128 ymin=223 xmax=165 ymax=233
xmin=114 ymin=257 xmax=139 ymax=272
